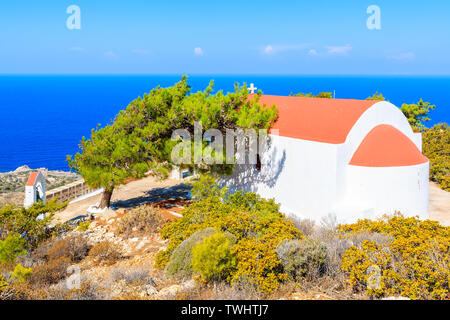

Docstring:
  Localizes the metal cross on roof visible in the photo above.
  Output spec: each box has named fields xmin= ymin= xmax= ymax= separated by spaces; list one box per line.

xmin=248 ymin=83 xmax=257 ymax=94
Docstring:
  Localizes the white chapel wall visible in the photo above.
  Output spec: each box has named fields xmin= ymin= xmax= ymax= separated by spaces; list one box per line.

xmin=222 ymin=134 xmax=340 ymax=222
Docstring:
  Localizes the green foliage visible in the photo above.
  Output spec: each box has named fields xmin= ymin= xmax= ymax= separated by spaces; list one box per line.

xmin=422 ymin=123 xmax=450 ymax=191
xmin=192 ymin=232 xmax=237 ymax=282
xmin=0 ymin=199 xmax=67 ymax=248
xmin=156 ymin=180 xmax=302 ymax=293
xmin=400 ymin=98 xmax=435 ymax=129
xmin=0 ymin=233 xmax=27 ymax=264
xmin=291 ymin=92 xmax=332 ymax=98
xmin=68 ymin=77 xmax=278 ymax=208
xmin=10 ymin=263 xmax=32 ymax=282
xmin=190 ymin=174 xmax=227 ymax=201
xmin=366 ymin=91 xmax=386 ymax=101
xmin=276 ymin=239 xmax=327 ymax=281
xmin=165 ymin=227 xmax=217 ymax=278
xmin=77 ymin=221 xmax=90 ymax=232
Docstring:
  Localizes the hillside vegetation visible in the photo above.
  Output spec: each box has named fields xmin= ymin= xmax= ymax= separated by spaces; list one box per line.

xmin=1 ymin=177 xmax=448 ymax=300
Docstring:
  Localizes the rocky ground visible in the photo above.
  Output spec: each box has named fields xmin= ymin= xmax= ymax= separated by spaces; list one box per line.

xmin=61 ymin=206 xmax=197 ymax=300
xmin=0 ymin=165 xmax=80 ymax=206
xmin=53 ymin=204 xmax=363 ymax=300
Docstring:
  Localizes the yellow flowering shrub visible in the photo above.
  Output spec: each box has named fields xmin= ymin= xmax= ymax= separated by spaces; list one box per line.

xmin=155 ymin=187 xmax=302 ymax=294
xmin=339 ymin=214 xmax=450 ymax=299
xmin=232 ymin=238 xmax=287 ymax=294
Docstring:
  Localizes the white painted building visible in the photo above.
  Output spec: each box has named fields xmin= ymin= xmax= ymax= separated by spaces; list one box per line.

xmin=222 ymin=94 xmax=429 ymax=223
xmin=24 ymin=171 xmax=46 ymax=208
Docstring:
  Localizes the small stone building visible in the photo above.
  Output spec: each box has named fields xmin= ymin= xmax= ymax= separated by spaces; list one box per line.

xmin=24 ymin=171 xmax=46 ymax=208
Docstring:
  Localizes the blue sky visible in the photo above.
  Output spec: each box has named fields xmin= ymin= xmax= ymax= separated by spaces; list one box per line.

xmin=0 ymin=0 xmax=449 ymax=75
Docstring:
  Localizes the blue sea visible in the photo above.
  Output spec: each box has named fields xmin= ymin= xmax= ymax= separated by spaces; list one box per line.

xmin=0 ymin=75 xmax=449 ymax=172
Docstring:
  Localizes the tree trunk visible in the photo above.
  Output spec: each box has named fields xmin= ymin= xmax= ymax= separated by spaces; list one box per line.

xmin=99 ymin=189 xmax=113 ymax=209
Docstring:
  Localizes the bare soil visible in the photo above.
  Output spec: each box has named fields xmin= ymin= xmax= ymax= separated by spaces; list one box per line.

xmin=52 ymin=175 xmax=190 ymax=224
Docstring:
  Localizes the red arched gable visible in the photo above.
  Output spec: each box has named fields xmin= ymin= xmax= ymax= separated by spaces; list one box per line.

xmin=349 ymin=125 xmax=428 ymax=167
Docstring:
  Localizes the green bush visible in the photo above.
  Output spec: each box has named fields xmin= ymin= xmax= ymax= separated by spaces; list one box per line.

xmin=276 ymin=238 xmax=327 ymax=281
xmin=190 ymin=174 xmax=227 ymax=201
xmin=77 ymin=221 xmax=90 ymax=232
xmin=0 ymin=233 xmax=27 ymax=264
xmin=10 ymin=263 xmax=32 ymax=282
xmin=422 ymin=123 xmax=450 ymax=191
xmin=400 ymin=98 xmax=435 ymax=129
xmin=0 ymin=199 xmax=67 ymax=248
xmin=192 ymin=232 xmax=236 ymax=282
xmin=165 ymin=227 xmax=216 ymax=278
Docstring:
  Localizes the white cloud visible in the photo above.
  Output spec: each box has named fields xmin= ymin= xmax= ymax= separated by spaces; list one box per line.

xmin=104 ymin=50 xmax=118 ymax=58
xmin=262 ymin=44 xmax=311 ymax=55
xmin=69 ymin=46 xmax=84 ymax=52
xmin=194 ymin=47 xmax=204 ymax=56
xmin=264 ymin=45 xmax=274 ymax=54
xmin=388 ymin=52 xmax=415 ymax=62
xmin=308 ymin=49 xmax=318 ymax=56
xmin=132 ymin=49 xmax=149 ymax=55
xmin=326 ymin=45 xmax=352 ymax=55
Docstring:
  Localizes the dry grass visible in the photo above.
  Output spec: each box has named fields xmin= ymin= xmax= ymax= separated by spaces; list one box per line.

xmin=110 ymin=266 xmax=155 ymax=285
xmin=89 ymin=241 xmax=122 ymax=264
xmin=29 ymin=256 xmax=71 ymax=286
xmin=46 ymin=235 xmax=90 ymax=263
xmin=116 ymin=206 xmax=166 ymax=238
xmin=174 ymin=281 xmax=265 ymax=300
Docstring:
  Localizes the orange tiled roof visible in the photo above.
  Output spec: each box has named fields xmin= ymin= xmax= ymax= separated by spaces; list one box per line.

xmin=252 ymin=94 xmax=378 ymax=144
xmin=349 ymin=125 xmax=428 ymax=167
xmin=26 ymin=171 xmax=39 ymax=186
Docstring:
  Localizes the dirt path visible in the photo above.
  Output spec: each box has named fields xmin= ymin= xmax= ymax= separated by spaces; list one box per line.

xmin=53 ymin=175 xmax=189 ymax=224
xmin=429 ymin=181 xmax=450 ymax=226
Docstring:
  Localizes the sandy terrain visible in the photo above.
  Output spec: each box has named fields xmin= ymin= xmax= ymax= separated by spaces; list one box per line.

xmin=429 ymin=181 xmax=450 ymax=226
xmin=53 ymin=177 xmax=449 ymax=226
xmin=52 ymin=175 xmax=190 ymax=224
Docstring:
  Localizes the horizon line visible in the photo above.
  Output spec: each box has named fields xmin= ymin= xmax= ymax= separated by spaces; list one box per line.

xmin=0 ymin=73 xmax=449 ymax=77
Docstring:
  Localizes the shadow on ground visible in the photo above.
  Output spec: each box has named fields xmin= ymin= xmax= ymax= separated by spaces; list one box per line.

xmin=111 ymin=184 xmax=192 ymax=209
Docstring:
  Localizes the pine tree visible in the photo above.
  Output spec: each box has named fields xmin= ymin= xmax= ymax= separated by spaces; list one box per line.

xmin=68 ymin=76 xmax=277 ymax=208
